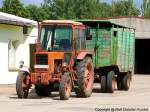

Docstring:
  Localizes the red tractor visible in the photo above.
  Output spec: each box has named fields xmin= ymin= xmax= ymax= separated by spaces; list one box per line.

xmin=16 ymin=20 xmax=94 ymax=100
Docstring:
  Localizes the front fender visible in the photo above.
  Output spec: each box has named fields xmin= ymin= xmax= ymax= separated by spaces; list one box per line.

xmin=77 ymin=51 xmax=93 ymax=60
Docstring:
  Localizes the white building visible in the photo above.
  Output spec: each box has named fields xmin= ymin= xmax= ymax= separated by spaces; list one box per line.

xmin=0 ymin=12 xmax=38 ymax=84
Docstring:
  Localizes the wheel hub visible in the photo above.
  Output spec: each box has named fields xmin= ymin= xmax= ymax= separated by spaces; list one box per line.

xmin=84 ymin=63 xmax=93 ymax=90
xmin=65 ymin=80 xmax=71 ymax=96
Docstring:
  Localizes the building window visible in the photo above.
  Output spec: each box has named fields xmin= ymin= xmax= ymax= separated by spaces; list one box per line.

xmin=8 ymin=40 xmax=17 ymax=71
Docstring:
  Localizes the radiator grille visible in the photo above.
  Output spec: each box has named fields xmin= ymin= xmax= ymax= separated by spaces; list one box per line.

xmin=36 ymin=54 xmax=48 ymax=65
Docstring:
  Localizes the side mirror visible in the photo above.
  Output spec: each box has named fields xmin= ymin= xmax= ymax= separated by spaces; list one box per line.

xmin=86 ymin=27 xmax=92 ymax=40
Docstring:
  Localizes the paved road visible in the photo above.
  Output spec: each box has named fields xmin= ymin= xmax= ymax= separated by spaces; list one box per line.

xmin=0 ymin=75 xmax=150 ymax=112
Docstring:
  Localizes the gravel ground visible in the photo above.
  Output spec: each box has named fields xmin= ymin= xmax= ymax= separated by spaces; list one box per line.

xmin=0 ymin=74 xmax=149 ymax=112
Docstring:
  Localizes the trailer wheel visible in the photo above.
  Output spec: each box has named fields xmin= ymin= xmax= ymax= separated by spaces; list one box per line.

xmin=107 ymin=71 xmax=115 ymax=93
xmin=101 ymin=75 xmax=107 ymax=93
xmin=117 ymin=75 xmax=123 ymax=90
xmin=35 ymin=85 xmax=51 ymax=96
xmin=122 ymin=72 xmax=132 ymax=90
xmin=16 ymin=72 xmax=29 ymax=98
xmin=76 ymin=57 xmax=94 ymax=97
xmin=59 ymin=72 xmax=72 ymax=100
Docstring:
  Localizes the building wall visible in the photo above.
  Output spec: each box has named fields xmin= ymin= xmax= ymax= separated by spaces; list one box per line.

xmin=0 ymin=24 xmax=37 ymax=84
xmin=109 ymin=18 xmax=150 ymax=39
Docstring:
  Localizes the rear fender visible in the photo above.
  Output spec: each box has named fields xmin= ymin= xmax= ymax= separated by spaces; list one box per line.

xmin=77 ymin=52 xmax=93 ymax=60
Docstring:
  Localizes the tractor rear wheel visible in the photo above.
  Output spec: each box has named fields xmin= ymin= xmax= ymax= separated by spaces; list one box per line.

xmin=101 ymin=75 xmax=107 ymax=93
xmin=106 ymin=71 xmax=115 ymax=93
xmin=76 ymin=57 xmax=94 ymax=97
xmin=35 ymin=85 xmax=51 ymax=96
xmin=59 ymin=72 xmax=72 ymax=100
xmin=16 ymin=72 xmax=29 ymax=98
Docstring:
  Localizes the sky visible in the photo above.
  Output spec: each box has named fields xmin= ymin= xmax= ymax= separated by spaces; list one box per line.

xmin=104 ymin=0 xmax=143 ymax=8
xmin=0 ymin=0 xmax=43 ymax=6
xmin=0 ymin=0 xmax=143 ymax=8
xmin=21 ymin=0 xmax=43 ymax=5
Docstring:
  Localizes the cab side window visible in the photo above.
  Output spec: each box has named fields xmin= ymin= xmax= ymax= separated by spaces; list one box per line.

xmin=75 ymin=28 xmax=80 ymax=51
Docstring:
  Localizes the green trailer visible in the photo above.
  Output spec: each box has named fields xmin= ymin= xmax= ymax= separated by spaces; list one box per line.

xmin=79 ymin=20 xmax=135 ymax=93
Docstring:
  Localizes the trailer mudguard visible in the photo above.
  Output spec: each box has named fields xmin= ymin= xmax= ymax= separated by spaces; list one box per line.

xmin=77 ymin=51 xmax=93 ymax=60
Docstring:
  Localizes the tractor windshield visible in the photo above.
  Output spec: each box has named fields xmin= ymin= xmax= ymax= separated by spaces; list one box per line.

xmin=40 ymin=25 xmax=72 ymax=51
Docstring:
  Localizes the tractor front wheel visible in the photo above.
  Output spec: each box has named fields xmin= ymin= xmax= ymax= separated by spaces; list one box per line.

xmin=59 ymin=72 xmax=72 ymax=100
xmin=76 ymin=57 xmax=94 ymax=97
xmin=16 ymin=71 xmax=30 ymax=98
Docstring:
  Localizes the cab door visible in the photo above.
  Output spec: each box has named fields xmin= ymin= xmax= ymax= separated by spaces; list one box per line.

xmin=74 ymin=26 xmax=86 ymax=53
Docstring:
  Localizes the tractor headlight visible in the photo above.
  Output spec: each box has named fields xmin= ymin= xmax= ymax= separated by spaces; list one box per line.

xmin=63 ymin=62 xmax=67 ymax=67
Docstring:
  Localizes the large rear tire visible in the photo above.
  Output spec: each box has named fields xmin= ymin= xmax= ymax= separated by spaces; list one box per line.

xmin=59 ymin=72 xmax=72 ymax=100
xmin=75 ymin=57 xmax=94 ymax=97
xmin=16 ymin=72 xmax=29 ymax=98
xmin=107 ymin=71 xmax=115 ymax=93
xmin=35 ymin=85 xmax=51 ymax=96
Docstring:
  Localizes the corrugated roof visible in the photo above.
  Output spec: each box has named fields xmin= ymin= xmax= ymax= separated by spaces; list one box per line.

xmin=42 ymin=20 xmax=83 ymax=25
xmin=0 ymin=12 xmax=37 ymax=27
xmin=96 ymin=16 xmax=150 ymax=20
xmin=77 ymin=19 xmax=135 ymax=29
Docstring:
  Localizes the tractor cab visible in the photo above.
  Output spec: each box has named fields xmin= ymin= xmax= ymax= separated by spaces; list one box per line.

xmin=39 ymin=21 xmax=73 ymax=52
xmin=34 ymin=20 xmax=89 ymax=74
